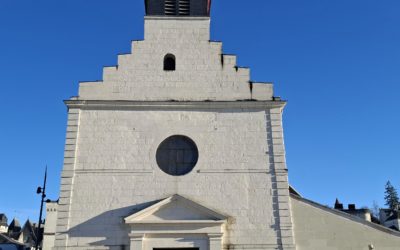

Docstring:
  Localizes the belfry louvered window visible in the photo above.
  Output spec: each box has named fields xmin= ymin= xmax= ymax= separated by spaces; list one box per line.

xmin=165 ymin=0 xmax=177 ymax=15
xmin=178 ymin=0 xmax=190 ymax=15
xmin=164 ymin=0 xmax=190 ymax=16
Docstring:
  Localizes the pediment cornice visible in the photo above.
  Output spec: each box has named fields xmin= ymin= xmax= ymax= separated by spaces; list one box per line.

xmin=124 ymin=194 xmax=228 ymax=225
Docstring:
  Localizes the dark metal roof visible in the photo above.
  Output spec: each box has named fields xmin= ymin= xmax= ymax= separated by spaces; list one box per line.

xmin=8 ymin=219 xmax=21 ymax=233
xmin=21 ymin=220 xmax=37 ymax=241
xmin=387 ymin=211 xmax=400 ymax=221
xmin=289 ymin=185 xmax=302 ymax=197
xmin=0 ymin=214 xmax=7 ymax=226
xmin=0 ymin=233 xmax=26 ymax=246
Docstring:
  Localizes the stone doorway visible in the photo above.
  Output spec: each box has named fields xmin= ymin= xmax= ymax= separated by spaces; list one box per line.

xmin=125 ymin=195 xmax=227 ymax=250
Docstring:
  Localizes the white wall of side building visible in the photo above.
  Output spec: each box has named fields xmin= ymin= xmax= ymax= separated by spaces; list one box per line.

xmin=43 ymin=202 xmax=58 ymax=250
xmin=0 ymin=225 xmax=7 ymax=233
xmin=291 ymin=195 xmax=400 ymax=250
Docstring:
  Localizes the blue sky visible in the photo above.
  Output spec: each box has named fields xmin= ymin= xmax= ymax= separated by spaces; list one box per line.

xmin=0 ymin=0 xmax=399 ymax=222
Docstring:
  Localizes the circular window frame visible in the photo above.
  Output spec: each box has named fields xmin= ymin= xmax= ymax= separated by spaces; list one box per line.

xmin=156 ymin=135 xmax=199 ymax=176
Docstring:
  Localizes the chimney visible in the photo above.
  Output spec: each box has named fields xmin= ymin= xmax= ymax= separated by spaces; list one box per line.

xmin=348 ymin=204 xmax=356 ymax=210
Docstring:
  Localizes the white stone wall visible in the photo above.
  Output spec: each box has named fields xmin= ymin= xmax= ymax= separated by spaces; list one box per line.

xmin=54 ymin=16 xmax=293 ymax=250
xmin=291 ymin=196 xmax=400 ymax=250
xmin=78 ymin=17 xmax=273 ymax=101
xmin=55 ymin=105 xmax=291 ymax=249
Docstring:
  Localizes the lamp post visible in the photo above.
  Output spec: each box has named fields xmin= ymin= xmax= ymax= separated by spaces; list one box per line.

xmin=35 ymin=167 xmax=47 ymax=250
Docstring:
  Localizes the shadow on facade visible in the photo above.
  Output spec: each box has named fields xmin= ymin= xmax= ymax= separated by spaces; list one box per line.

xmin=67 ymin=199 xmax=162 ymax=247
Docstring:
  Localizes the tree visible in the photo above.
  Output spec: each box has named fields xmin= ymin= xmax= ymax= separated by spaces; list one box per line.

xmin=384 ymin=181 xmax=399 ymax=210
xmin=371 ymin=200 xmax=380 ymax=218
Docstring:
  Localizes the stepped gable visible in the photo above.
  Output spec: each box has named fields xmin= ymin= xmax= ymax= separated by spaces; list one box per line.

xmin=78 ymin=17 xmax=273 ymax=102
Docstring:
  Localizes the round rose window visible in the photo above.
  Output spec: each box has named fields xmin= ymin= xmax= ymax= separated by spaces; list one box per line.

xmin=156 ymin=135 xmax=199 ymax=176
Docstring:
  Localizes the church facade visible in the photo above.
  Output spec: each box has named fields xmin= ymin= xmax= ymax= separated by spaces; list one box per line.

xmin=51 ymin=1 xmax=400 ymax=249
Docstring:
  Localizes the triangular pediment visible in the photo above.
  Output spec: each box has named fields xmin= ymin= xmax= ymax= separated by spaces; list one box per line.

xmin=124 ymin=195 xmax=227 ymax=224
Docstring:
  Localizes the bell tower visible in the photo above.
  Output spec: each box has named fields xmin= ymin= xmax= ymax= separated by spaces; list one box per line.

xmin=145 ymin=0 xmax=211 ymax=16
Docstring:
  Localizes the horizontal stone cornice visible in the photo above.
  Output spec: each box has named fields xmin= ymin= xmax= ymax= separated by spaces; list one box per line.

xmin=64 ymin=100 xmax=286 ymax=110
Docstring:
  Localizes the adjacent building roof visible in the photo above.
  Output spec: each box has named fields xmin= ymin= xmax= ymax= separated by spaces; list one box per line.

xmin=8 ymin=219 xmax=21 ymax=232
xmin=289 ymin=185 xmax=302 ymax=197
xmin=7 ymin=219 xmax=22 ymax=240
xmin=21 ymin=220 xmax=37 ymax=242
xmin=0 ymin=214 xmax=7 ymax=226
xmin=387 ymin=210 xmax=400 ymax=221
xmin=0 ymin=233 xmax=25 ymax=246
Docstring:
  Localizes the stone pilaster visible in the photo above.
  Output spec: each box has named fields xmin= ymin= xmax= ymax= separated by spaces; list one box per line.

xmin=53 ymin=108 xmax=80 ymax=249
xmin=209 ymin=233 xmax=223 ymax=250
xmin=129 ymin=233 xmax=144 ymax=250
xmin=267 ymin=107 xmax=296 ymax=250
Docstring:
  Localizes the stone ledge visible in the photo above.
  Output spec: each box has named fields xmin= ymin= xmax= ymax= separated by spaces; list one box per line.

xmin=64 ymin=100 xmax=286 ymax=110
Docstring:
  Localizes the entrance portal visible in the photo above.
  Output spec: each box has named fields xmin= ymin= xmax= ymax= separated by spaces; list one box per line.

xmin=125 ymin=195 xmax=227 ymax=250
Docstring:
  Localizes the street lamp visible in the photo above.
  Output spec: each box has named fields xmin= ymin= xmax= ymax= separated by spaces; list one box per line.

xmin=35 ymin=167 xmax=47 ymax=250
